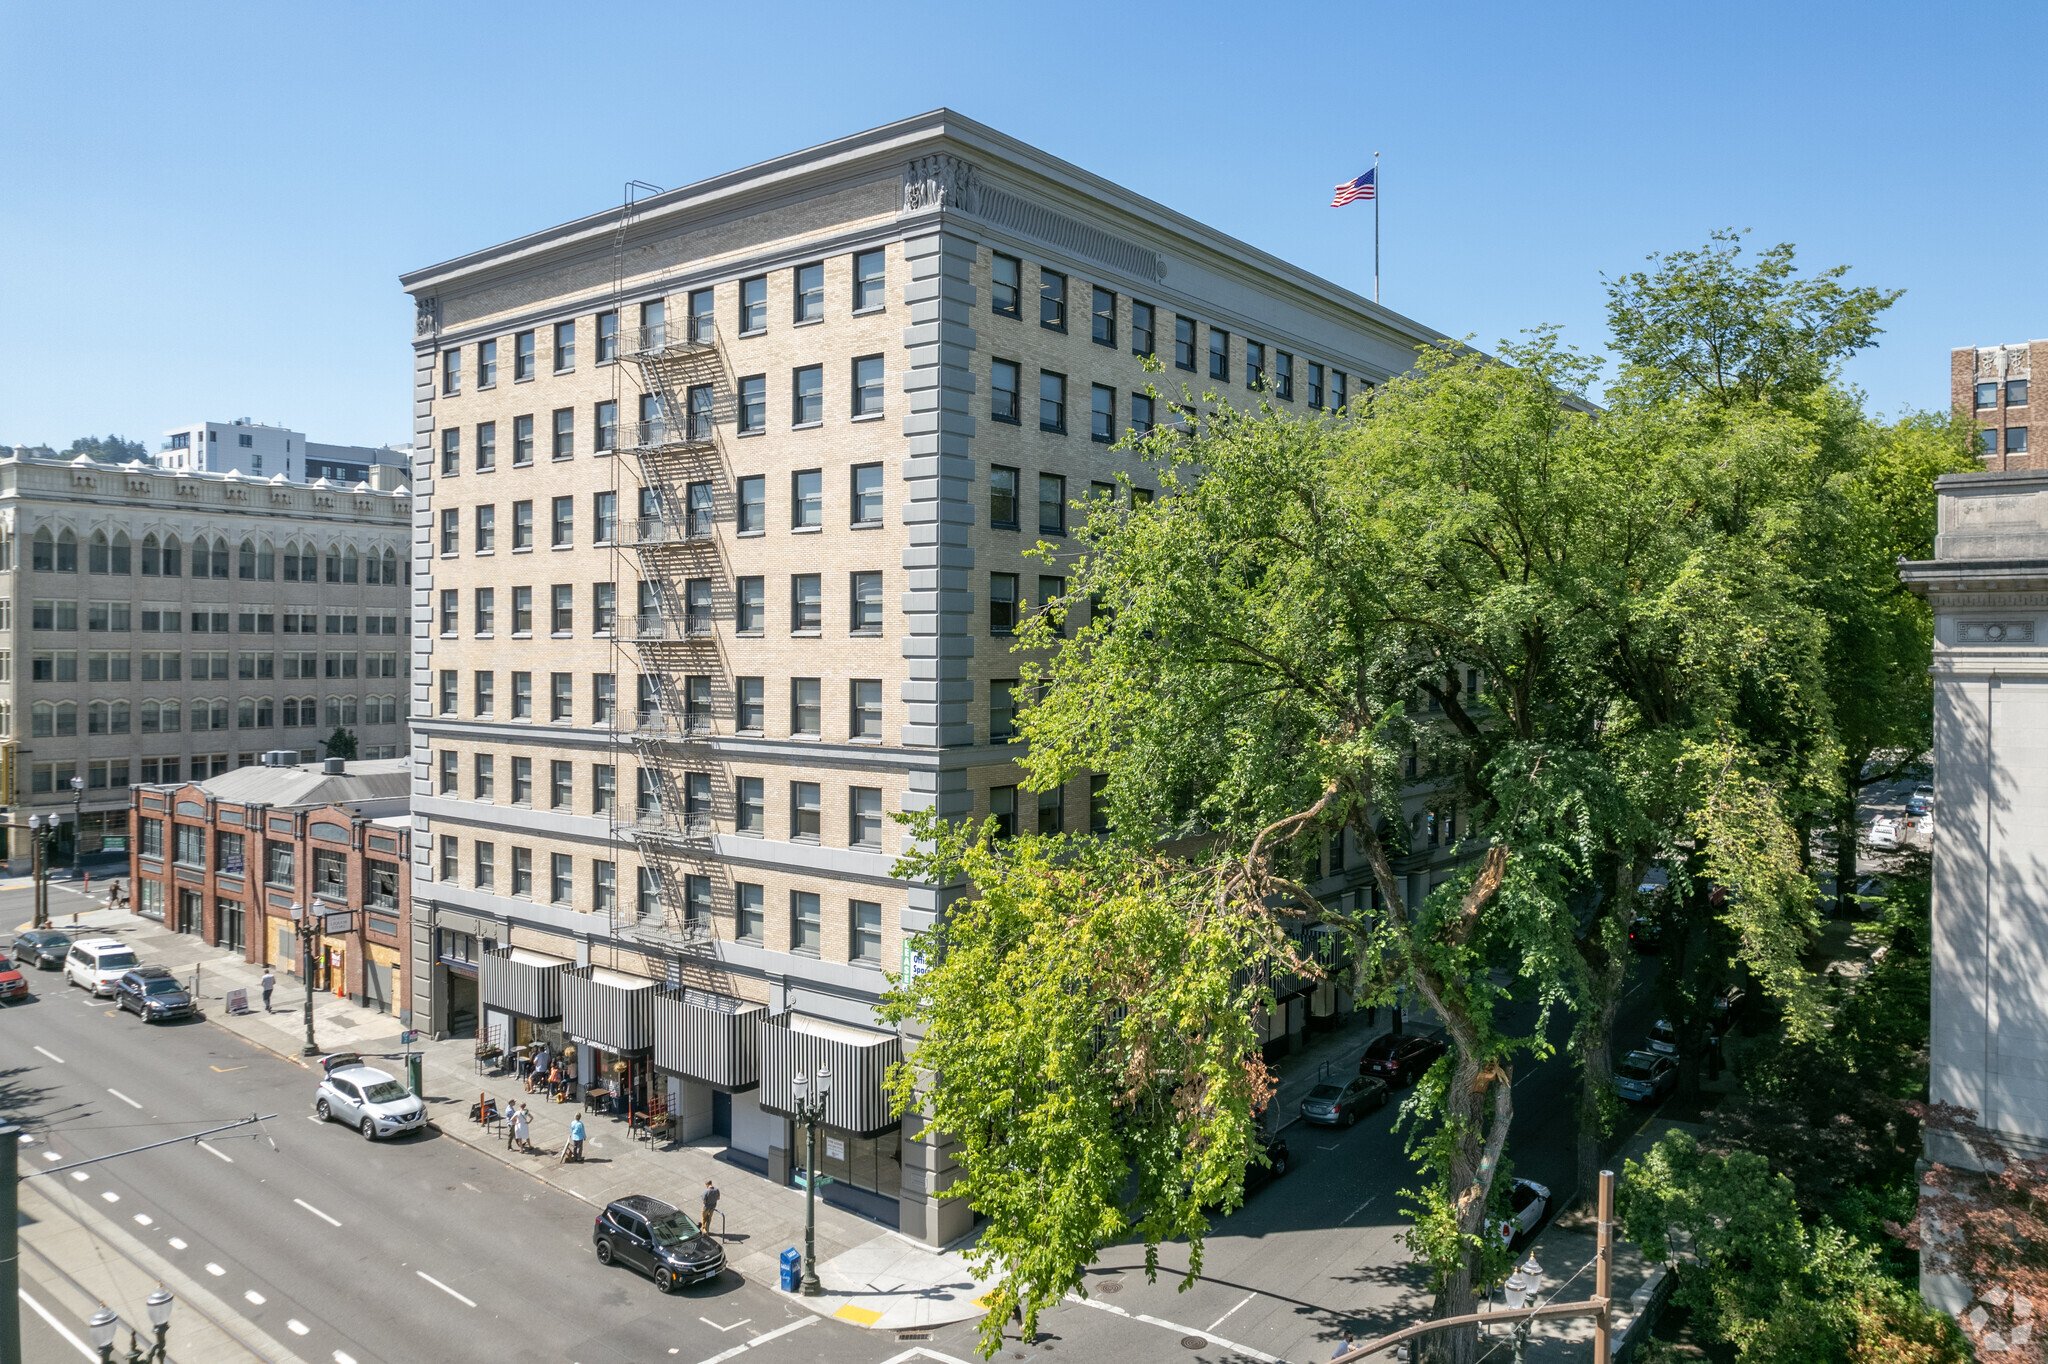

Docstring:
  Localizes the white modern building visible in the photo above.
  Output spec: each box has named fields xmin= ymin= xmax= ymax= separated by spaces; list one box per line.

xmin=159 ymin=419 xmax=408 ymax=489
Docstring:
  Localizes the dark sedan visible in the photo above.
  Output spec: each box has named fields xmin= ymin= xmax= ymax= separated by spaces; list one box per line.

xmin=593 ymin=1195 xmax=725 ymax=1293
xmin=1300 ymin=1075 xmax=1390 ymax=1127
xmin=10 ymin=929 xmax=72 ymax=970
xmin=113 ymin=967 xmax=197 ymax=1022
xmin=1360 ymin=1032 xmax=1450 ymax=1088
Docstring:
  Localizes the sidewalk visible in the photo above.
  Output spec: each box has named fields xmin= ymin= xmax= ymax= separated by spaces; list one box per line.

xmin=50 ymin=899 xmax=990 ymax=1331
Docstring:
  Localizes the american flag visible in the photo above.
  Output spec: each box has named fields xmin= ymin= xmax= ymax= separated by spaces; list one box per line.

xmin=1331 ymin=168 xmax=1376 ymax=207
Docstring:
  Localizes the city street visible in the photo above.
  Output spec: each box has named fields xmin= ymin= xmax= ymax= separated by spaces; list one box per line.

xmin=8 ymin=877 xmax=1663 ymax=1364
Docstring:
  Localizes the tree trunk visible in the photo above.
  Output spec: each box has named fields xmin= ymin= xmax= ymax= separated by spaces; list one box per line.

xmin=1833 ymin=789 xmax=1860 ymax=920
xmin=1574 ymin=962 xmax=1624 ymax=1203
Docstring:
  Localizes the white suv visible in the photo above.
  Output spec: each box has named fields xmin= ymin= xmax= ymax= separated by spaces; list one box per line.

xmin=313 ymin=1053 xmax=426 ymax=1140
xmin=65 ymin=939 xmax=139 ymax=996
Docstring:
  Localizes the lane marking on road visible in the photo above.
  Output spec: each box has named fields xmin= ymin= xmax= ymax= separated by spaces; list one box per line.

xmin=306 ymin=1115 xmax=323 ymax=1124
xmin=1064 ymin=1295 xmax=1282 ymax=1364
xmin=19 ymin=1287 xmax=100 ymax=1361
xmin=334 ymin=1353 xmax=358 ymax=1364
xmin=42 ymin=1151 xmax=60 ymax=1162
xmin=167 ymin=1238 xmax=187 ymax=1250
xmin=876 ymin=1349 xmax=974 ymax=1364
xmin=1208 ymin=1292 xmax=1256 ymax=1333
xmin=694 ymin=1315 xmax=815 ymax=1364
xmin=210 ymin=1065 xmax=248 ymax=1073
xmin=416 ymin=1271 xmax=475 ymax=1307
xmin=295 ymin=1198 xmax=341 ymax=1227
xmin=700 ymin=1317 xmax=751 ymax=1332
xmin=205 ymin=1263 xmax=225 ymax=1277
xmin=107 ymin=1088 xmax=142 ymax=1109
xmin=245 ymin=1290 xmax=266 ymax=1305
xmin=33 ymin=1045 xmax=64 ymax=1064
xmin=197 ymin=1141 xmax=234 ymax=1163
xmin=69 ymin=1171 xmax=89 ymax=1183
xmin=133 ymin=1214 xmax=152 ymax=1226
xmin=100 ymin=1191 xmax=119 ymax=1204
xmin=1339 ymin=1195 xmax=1377 ymax=1225
xmin=287 ymin=1320 xmax=309 ymax=1336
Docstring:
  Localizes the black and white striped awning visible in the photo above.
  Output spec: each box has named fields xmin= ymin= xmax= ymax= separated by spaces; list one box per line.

xmin=653 ymin=988 xmax=764 ymax=1093
xmin=480 ymin=947 xmax=571 ymax=1022
xmin=560 ymin=965 xmax=656 ymax=1056
xmin=758 ymin=1011 xmax=903 ymax=1139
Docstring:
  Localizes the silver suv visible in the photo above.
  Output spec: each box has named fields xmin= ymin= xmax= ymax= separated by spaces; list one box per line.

xmin=313 ymin=1053 xmax=426 ymax=1140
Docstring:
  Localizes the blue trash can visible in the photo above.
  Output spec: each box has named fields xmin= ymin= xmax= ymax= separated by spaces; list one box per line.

xmin=779 ymin=1247 xmax=802 ymax=1292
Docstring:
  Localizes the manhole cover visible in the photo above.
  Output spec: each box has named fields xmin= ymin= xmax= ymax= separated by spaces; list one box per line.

xmin=1095 ymin=1278 xmax=1124 ymax=1295
xmin=1180 ymin=1336 xmax=1209 ymax=1350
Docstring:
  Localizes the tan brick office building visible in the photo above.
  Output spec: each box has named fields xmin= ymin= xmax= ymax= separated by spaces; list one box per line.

xmin=1954 ymin=341 xmax=2043 ymax=470
xmin=400 ymin=110 xmax=1459 ymax=1241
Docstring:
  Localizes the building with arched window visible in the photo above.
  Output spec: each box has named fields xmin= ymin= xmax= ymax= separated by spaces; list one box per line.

xmin=156 ymin=418 xmax=409 ymax=489
xmin=0 ymin=448 xmax=412 ymax=872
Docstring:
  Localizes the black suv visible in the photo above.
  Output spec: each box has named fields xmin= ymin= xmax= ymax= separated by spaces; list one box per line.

xmin=593 ymin=1195 xmax=725 ymax=1292
xmin=114 ymin=967 xmax=197 ymax=1023
xmin=1359 ymin=1032 xmax=1450 ymax=1087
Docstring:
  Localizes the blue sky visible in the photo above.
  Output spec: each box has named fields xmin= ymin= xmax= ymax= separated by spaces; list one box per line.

xmin=3 ymin=1 xmax=2036 ymax=449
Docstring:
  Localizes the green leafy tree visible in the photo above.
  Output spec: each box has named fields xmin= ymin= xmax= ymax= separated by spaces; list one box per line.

xmin=322 ymin=728 xmax=358 ymax=761
xmin=64 ymin=434 xmax=147 ymax=464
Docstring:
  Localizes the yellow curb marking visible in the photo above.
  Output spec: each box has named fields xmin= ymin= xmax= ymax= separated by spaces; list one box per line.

xmin=833 ymin=1304 xmax=884 ymax=1326
xmin=209 ymin=1065 xmax=248 ymax=1073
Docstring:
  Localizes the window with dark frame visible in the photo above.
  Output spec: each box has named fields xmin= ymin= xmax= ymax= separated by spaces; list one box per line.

xmin=737 ymin=676 xmax=764 ymax=731
xmin=738 ymin=475 xmax=766 ymax=532
xmin=596 ymin=310 xmax=619 ymax=363
xmin=1174 ymin=315 xmax=1196 ymax=370
xmin=853 ymin=355 xmax=884 ymax=417
xmin=990 ymin=466 xmax=1019 ymax=529
xmin=737 ymin=777 xmax=764 ymax=834
xmin=737 ymin=576 xmax=765 ymax=632
xmin=515 ymin=330 xmax=535 ymax=381
xmin=792 ymin=574 xmax=822 ymax=631
xmin=795 ymin=263 xmax=825 ymax=323
xmin=1091 ymin=287 xmax=1115 ymax=346
xmin=1308 ymin=362 xmax=1325 ymax=409
xmin=990 ymin=573 xmax=1019 ymax=635
xmin=1275 ymin=350 xmax=1294 ymax=400
xmin=1091 ymin=385 xmax=1115 ymax=442
xmin=1040 ymin=269 xmax=1067 ymax=330
xmin=1040 ymin=371 xmax=1066 ymax=433
xmin=552 ymin=408 xmax=574 ymax=460
xmin=513 ymin=414 xmax=534 ymax=465
xmin=791 ymin=678 xmax=821 ymax=736
xmin=1039 ymin=473 xmax=1066 ymax=535
xmin=989 ymin=679 xmax=1016 ymax=741
xmin=991 ymin=253 xmax=1021 ymax=317
xmin=854 ymin=249 xmax=886 ymax=310
xmin=990 ymin=786 xmax=1016 ymax=839
xmin=1131 ymin=300 xmax=1155 ymax=356
xmin=442 ymin=348 xmax=460 ymax=396
xmin=990 ymin=359 xmax=1020 ymax=423
xmin=851 ymin=679 xmax=881 ymax=739
xmin=1131 ymin=392 xmax=1155 ymax=434
xmin=478 ymin=338 xmax=497 ymax=387
xmin=553 ymin=320 xmax=575 ymax=372
xmin=738 ymin=375 xmax=765 ymax=433
xmin=1976 ymin=382 xmax=2000 ymax=409
xmin=792 ymin=891 xmax=821 ymax=953
xmin=852 ymin=463 xmax=883 ymax=524
xmin=740 ymin=276 xmax=767 ymax=333
xmin=792 ymin=365 xmax=824 ymax=426
xmin=1210 ymin=327 xmax=1230 ymax=381
xmin=2011 ymin=379 xmax=2030 ymax=406
xmin=477 ymin=421 xmax=496 ymax=471
xmin=851 ymin=573 xmax=882 ymax=633
xmin=689 ymin=288 xmax=715 ymax=343
xmin=851 ymin=787 xmax=883 ymax=847
xmin=1245 ymin=340 xmax=1265 ymax=389
xmin=792 ymin=469 xmax=822 ymax=528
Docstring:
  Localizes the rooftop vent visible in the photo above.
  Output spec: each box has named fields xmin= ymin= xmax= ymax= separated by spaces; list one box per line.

xmin=323 ymin=758 xmax=346 ymax=775
xmin=261 ymin=749 xmax=297 ymax=768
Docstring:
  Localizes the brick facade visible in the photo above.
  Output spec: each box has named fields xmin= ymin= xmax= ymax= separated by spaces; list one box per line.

xmin=1953 ymin=341 xmax=2042 ymax=470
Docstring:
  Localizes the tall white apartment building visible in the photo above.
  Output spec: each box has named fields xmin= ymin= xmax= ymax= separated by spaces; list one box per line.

xmin=400 ymin=110 xmax=1457 ymax=1241
xmin=159 ymin=418 xmax=409 ymax=488
xmin=0 ymin=449 xmax=412 ymax=873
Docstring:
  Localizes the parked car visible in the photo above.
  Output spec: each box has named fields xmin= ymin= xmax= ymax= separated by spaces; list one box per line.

xmin=10 ymin=929 xmax=72 ymax=970
xmin=1613 ymin=1050 xmax=1678 ymax=1103
xmin=1647 ymin=1019 xmax=1679 ymax=1057
xmin=1628 ymin=916 xmax=1662 ymax=953
xmin=0 ymin=965 xmax=29 ymax=1002
xmin=1359 ymin=1033 xmax=1450 ymax=1088
xmin=1494 ymin=1178 xmax=1551 ymax=1247
xmin=1241 ymin=1132 xmax=1291 ymax=1195
xmin=64 ymin=939 xmax=138 ymax=996
xmin=1300 ymin=1075 xmax=1390 ymax=1127
xmin=114 ymin=967 xmax=196 ymax=1023
xmin=1907 ymin=784 xmax=1933 ymax=816
xmin=593 ymin=1195 xmax=726 ymax=1292
xmin=1868 ymin=816 xmax=1900 ymax=850
xmin=313 ymin=1053 xmax=426 ymax=1140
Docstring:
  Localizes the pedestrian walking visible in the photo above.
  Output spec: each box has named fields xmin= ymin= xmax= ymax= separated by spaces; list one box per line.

xmin=1330 ymin=1339 xmax=1353 ymax=1361
xmin=260 ymin=967 xmax=276 ymax=1013
xmin=513 ymin=1104 xmax=532 ymax=1153
xmin=700 ymin=1178 xmax=720 ymax=1233
xmin=567 ymin=1115 xmax=586 ymax=1162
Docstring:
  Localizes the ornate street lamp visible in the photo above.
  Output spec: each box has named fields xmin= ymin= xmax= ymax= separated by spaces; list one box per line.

xmin=88 ymin=1304 xmax=118 ymax=1363
xmin=789 ymin=1063 xmax=833 ymax=1297
xmin=28 ymin=813 xmax=46 ymax=928
xmin=293 ymin=902 xmax=319 ymax=1056
xmin=139 ymin=1284 xmax=173 ymax=1362
xmin=1501 ymin=1254 xmax=1544 ymax=1363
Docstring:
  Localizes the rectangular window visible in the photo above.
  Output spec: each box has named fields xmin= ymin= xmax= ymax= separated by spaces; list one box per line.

xmin=512 ymin=414 xmax=534 ymax=466
xmin=592 ymin=581 xmax=616 ymax=635
xmin=511 ymin=586 xmax=532 ymax=634
xmin=593 ymin=400 xmax=617 ymax=453
xmin=791 ymin=891 xmax=821 ymax=953
xmin=990 ymin=785 xmax=1016 ymax=839
xmin=851 ymin=678 xmax=882 ymax=739
xmin=594 ymin=861 xmax=616 ymax=916
xmin=737 ymin=776 xmax=764 ymax=834
xmin=552 ymin=408 xmax=574 ymax=460
xmin=442 ymin=348 xmax=461 ymax=396
xmin=595 ymin=310 xmax=618 ymax=363
xmin=990 ymin=465 xmax=1019 ymax=529
xmin=736 ymin=883 xmax=764 ymax=942
xmin=2009 ymin=379 xmax=2030 ymax=407
xmin=1040 ymin=371 xmax=1066 ymax=432
xmin=1977 ymin=382 xmax=2000 ymax=409
xmin=851 ymin=787 xmax=883 ymax=849
xmin=1091 ymin=286 xmax=1115 ymax=346
xmin=475 ymin=669 xmax=495 ymax=716
xmin=477 ymin=338 xmax=497 ymax=388
xmin=795 ymin=262 xmax=824 ymax=322
xmin=1131 ymin=300 xmax=1155 ymax=356
xmin=738 ymin=475 xmax=765 ymax=533
xmin=553 ymin=320 xmax=575 ymax=372
xmin=990 ymin=573 xmax=1019 ymax=635
xmin=1308 ymin=362 xmax=1325 ymax=409
xmin=991 ymin=253 xmax=1021 ymax=317
xmin=990 ymin=679 xmax=1016 ymax=741
xmin=991 ymin=359 xmax=1020 ymax=423
xmin=688 ymin=288 xmax=714 ymax=343
xmin=851 ymin=463 xmax=883 ymax=524
xmin=791 ymin=782 xmax=821 ymax=841
xmin=550 ymin=671 xmax=573 ymax=719
xmin=1333 ymin=371 xmax=1348 ymax=411
xmin=551 ymin=496 xmax=573 ymax=547
xmin=736 ymin=676 xmax=765 ymax=731
xmin=1131 ymin=392 xmax=1155 ymax=434
xmin=439 ymin=508 xmax=459 ymax=556
xmin=853 ymin=355 xmax=884 ymax=417
xmin=593 ymin=764 xmax=616 ymax=814
xmin=637 ymin=299 xmax=665 ymax=352
xmin=1091 ymin=774 xmax=1110 ymax=833
xmin=687 ymin=383 xmax=713 ymax=442
xmin=511 ymin=670 xmax=532 ymax=717
xmin=1210 ymin=327 xmax=1230 ymax=381
xmin=593 ymin=672 xmax=616 ymax=725
xmin=683 ymin=480 xmax=714 ymax=537
xmin=475 ymin=587 xmax=495 ymax=634
xmin=1979 ymin=428 xmax=1999 ymax=456
xmin=1038 ymin=575 xmax=1066 ymax=634
xmin=850 ymin=573 xmax=882 ymax=633
xmin=1038 ymin=785 xmax=1065 ymax=835
xmin=1040 ymin=268 xmax=1066 ymax=330
xmin=514 ymin=330 xmax=535 ymax=381
xmin=1039 ymin=473 xmax=1066 ymax=535
xmin=854 ymin=249 xmax=886 ymax=310
xmin=594 ymin=490 xmax=617 ymax=544
xmin=736 ymin=576 xmax=765 ymax=632
xmin=791 ymin=469 xmax=822 ymax=528
xmin=738 ymin=375 xmax=765 ymax=433
xmin=1245 ymin=340 xmax=1265 ymax=389
xmin=1275 ymin=350 xmax=1293 ymax=400
xmin=434 ymin=836 xmax=454 ymax=883
xmin=792 ymin=365 xmax=824 ymax=426
xmin=1091 ymin=384 xmax=1115 ymax=442
xmin=440 ymin=428 xmax=460 ymax=476
xmin=474 ymin=753 xmax=495 ymax=801
xmin=739 ymin=275 xmax=767 ymax=333
xmin=684 ymin=674 xmax=713 ymax=732
xmin=791 ymin=677 xmax=821 ymax=736
xmin=1175 ymin=315 xmax=1197 ymax=370
xmin=548 ymin=852 xmax=572 ymax=905
xmin=438 ymin=669 xmax=457 ymax=713
xmin=511 ymin=755 xmax=532 ymax=805
xmin=792 ymin=574 xmax=822 ymax=631
xmin=475 ymin=842 xmax=496 ymax=890
xmin=2010 ymin=427 xmax=2031 ymax=454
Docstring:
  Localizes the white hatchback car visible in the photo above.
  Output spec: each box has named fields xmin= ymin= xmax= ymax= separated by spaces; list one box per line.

xmin=313 ymin=1053 xmax=426 ymax=1140
xmin=65 ymin=939 xmax=139 ymax=996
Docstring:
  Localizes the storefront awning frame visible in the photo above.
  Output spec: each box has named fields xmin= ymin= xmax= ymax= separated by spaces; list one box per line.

xmin=758 ymin=1010 xmax=903 ymax=1139
xmin=652 ymin=988 xmax=764 ymax=1093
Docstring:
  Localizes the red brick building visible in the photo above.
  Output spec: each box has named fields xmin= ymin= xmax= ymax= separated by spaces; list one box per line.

xmin=130 ymin=756 xmax=414 ymax=1016
xmin=1953 ymin=342 xmax=2041 ymax=470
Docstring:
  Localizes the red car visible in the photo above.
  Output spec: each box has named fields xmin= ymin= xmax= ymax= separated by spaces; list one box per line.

xmin=1359 ymin=1032 xmax=1449 ymax=1087
xmin=0 ymin=966 xmax=30 ymax=1002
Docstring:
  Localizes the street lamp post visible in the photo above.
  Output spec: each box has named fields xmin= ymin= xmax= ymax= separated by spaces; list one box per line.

xmin=88 ymin=1305 xmax=118 ymax=1363
xmin=1500 ymin=1254 xmax=1544 ymax=1364
xmin=293 ymin=902 xmax=319 ymax=1056
xmin=28 ymin=813 xmax=46 ymax=929
xmin=132 ymin=1285 xmax=173 ymax=1363
xmin=788 ymin=1064 xmax=833 ymax=1297
xmin=69 ymin=774 xmax=84 ymax=876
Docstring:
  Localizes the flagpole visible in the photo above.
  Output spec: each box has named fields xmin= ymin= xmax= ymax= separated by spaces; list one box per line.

xmin=1373 ymin=150 xmax=1381 ymax=305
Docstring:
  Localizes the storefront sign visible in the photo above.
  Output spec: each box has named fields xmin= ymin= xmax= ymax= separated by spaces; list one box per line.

xmin=101 ymin=835 xmax=128 ymax=852
xmin=900 ymin=941 xmax=930 ymax=983
xmin=324 ymin=911 xmax=353 ymax=934
xmin=825 ymin=1136 xmax=846 ymax=1161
